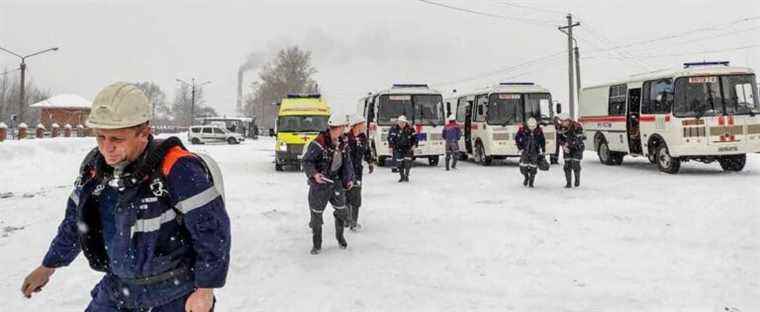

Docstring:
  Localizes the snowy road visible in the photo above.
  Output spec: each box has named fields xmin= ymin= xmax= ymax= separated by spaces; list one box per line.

xmin=1 ymin=136 xmax=758 ymax=311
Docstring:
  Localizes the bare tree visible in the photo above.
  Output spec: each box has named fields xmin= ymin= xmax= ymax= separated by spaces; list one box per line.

xmin=134 ymin=81 xmax=170 ymax=121
xmin=245 ymin=46 xmax=318 ymax=130
xmin=171 ymin=84 xmax=217 ymax=126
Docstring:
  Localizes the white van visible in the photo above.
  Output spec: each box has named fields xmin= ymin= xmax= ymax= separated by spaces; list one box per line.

xmin=188 ymin=125 xmax=245 ymax=145
xmin=579 ymin=62 xmax=760 ymax=173
xmin=357 ymin=84 xmax=446 ymax=166
xmin=447 ymin=82 xmax=558 ymax=165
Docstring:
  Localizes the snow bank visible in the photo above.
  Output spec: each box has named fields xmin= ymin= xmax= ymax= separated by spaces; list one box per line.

xmin=1 ymin=136 xmax=758 ymax=311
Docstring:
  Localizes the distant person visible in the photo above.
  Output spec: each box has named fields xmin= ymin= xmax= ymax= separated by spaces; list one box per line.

xmin=302 ymin=115 xmax=354 ymax=255
xmin=515 ymin=117 xmax=546 ymax=188
xmin=346 ymin=115 xmax=375 ymax=231
xmin=20 ymin=82 xmax=230 ymax=312
xmin=558 ymin=118 xmax=586 ymax=188
xmin=388 ymin=115 xmax=418 ymax=182
xmin=442 ymin=115 xmax=462 ymax=171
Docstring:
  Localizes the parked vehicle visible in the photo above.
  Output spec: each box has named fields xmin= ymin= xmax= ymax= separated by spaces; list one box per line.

xmin=579 ymin=61 xmax=760 ymax=173
xmin=188 ymin=125 xmax=245 ymax=145
xmin=445 ymin=82 xmax=558 ymax=165
xmin=357 ymin=84 xmax=446 ymax=166
xmin=274 ymin=94 xmax=331 ymax=171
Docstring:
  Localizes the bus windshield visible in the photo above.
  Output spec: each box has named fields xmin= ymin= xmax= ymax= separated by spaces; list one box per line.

xmin=414 ymin=94 xmax=445 ymax=126
xmin=675 ymin=74 xmax=759 ymax=117
xmin=525 ymin=93 xmax=553 ymax=122
xmin=487 ymin=93 xmax=523 ymax=125
xmin=277 ymin=115 xmax=328 ymax=133
xmin=377 ymin=95 xmax=414 ymax=126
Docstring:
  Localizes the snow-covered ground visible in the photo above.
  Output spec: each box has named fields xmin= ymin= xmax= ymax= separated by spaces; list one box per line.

xmin=1 ymin=135 xmax=758 ymax=311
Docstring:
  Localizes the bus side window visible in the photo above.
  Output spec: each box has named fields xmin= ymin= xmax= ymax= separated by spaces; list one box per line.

xmin=651 ymin=79 xmax=674 ymax=114
xmin=608 ymin=84 xmax=627 ymax=116
xmin=475 ymin=94 xmax=488 ymax=122
xmin=641 ymin=81 xmax=652 ymax=114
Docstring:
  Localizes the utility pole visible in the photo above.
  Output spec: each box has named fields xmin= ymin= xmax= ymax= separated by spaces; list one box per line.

xmin=574 ymin=45 xmax=582 ymax=103
xmin=176 ymin=78 xmax=211 ymax=127
xmin=559 ymin=14 xmax=580 ymax=120
xmin=0 ymin=46 xmax=59 ymax=126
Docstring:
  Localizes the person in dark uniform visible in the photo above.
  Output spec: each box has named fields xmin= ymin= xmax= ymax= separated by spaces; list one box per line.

xmin=558 ymin=118 xmax=586 ymax=188
xmin=387 ymin=115 xmax=418 ymax=182
xmin=302 ymin=115 xmax=354 ymax=255
xmin=20 ymin=82 xmax=229 ymax=312
xmin=442 ymin=115 xmax=462 ymax=171
xmin=346 ymin=115 xmax=375 ymax=231
xmin=515 ymin=117 xmax=546 ymax=188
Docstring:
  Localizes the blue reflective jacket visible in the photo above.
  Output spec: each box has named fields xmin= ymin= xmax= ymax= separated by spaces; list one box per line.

xmin=42 ymin=137 xmax=231 ymax=309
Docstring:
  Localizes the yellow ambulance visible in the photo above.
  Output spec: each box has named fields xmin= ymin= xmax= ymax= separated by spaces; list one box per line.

xmin=274 ymin=94 xmax=331 ymax=171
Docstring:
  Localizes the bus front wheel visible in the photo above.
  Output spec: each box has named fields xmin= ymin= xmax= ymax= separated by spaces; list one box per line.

xmin=655 ymin=144 xmax=680 ymax=174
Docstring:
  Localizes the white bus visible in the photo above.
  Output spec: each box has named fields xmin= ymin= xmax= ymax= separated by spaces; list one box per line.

xmin=357 ymin=84 xmax=446 ymax=166
xmin=446 ymin=82 xmax=558 ymax=165
xmin=579 ymin=62 xmax=760 ymax=174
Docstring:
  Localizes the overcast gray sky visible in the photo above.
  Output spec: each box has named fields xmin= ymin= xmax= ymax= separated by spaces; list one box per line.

xmin=1 ymin=0 xmax=759 ymax=117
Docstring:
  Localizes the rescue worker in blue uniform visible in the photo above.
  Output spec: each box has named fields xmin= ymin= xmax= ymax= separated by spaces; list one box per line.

xmin=515 ymin=117 xmax=546 ymax=188
xmin=441 ymin=115 xmax=462 ymax=171
xmin=557 ymin=118 xmax=586 ymax=188
xmin=21 ymin=82 xmax=230 ymax=312
xmin=345 ymin=115 xmax=375 ymax=231
xmin=302 ymin=115 xmax=354 ymax=255
xmin=387 ymin=115 xmax=418 ymax=182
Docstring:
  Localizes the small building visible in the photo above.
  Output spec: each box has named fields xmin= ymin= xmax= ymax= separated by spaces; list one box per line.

xmin=30 ymin=94 xmax=92 ymax=129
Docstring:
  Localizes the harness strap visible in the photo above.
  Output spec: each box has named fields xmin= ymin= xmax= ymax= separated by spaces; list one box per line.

xmin=119 ymin=264 xmax=190 ymax=286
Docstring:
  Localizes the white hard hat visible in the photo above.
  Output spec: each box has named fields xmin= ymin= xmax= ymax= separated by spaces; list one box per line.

xmin=527 ymin=117 xmax=538 ymax=130
xmin=447 ymin=114 xmax=456 ymax=121
xmin=86 ymin=82 xmax=152 ymax=129
xmin=350 ymin=115 xmax=366 ymax=126
xmin=397 ymin=115 xmax=408 ymax=123
xmin=328 ymin=114 xmax=349 ymax=128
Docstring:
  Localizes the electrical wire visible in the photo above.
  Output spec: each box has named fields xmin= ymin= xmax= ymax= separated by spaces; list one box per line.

xmin=429 ymin=50 xmax=565 ymax=87
xmin=415 ymin=0 xmax=559 ymax=27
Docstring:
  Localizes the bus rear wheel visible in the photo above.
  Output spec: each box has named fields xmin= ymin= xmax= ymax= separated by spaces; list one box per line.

xmin=719 ymin=154 xmax=746 ymax=172
xmin=597 ymin=140 xmax=621 ymax=165
xmin=655 ymin=144 xmax=680 ymax=174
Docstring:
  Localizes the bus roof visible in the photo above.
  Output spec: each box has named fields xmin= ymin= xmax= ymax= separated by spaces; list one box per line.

xmin=278 ymin=96 xmax=330 ymax=116
xmin=373 ymin=84 xmax=443 ymax=96
xmin=584 ymin=65 xmax=755 ymax=90
xmin=452 ymin=82 xmax=551 ymax=98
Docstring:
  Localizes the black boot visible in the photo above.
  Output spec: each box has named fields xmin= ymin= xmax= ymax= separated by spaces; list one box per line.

xmin=311 ymin=225 xmax=322 ymax=255
xmin=574 ymin=169 xmax=581 ymax=187
xmin=564 ymin=168 xmax=572 ymax=188
xmin=528 ymin=173 xmax=535 ymax=188
xmin=452 ymin=156 xmax=457 ymax=169
xmin=335 ymin=219 xmax=347 ymax=249
xmin=398 ymin=163 xmax=405 ymax=182
xmin=523 ymin=174 xmax=529 ymax=186
xmin=404 ymin=164 xmax=411 ymax=182
xmin=445 ymin=156 xmax=450 ymax=171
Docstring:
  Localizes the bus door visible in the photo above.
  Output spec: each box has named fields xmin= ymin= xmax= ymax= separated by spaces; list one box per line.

xmin=627 ymin=88 xmax=643 ymax=154
xmin=464 ymin=99 xmax=474 ymax=154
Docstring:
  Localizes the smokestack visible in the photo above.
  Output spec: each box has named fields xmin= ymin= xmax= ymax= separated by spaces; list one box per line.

xmin=237 ymin=68 xmax=244 ymax=113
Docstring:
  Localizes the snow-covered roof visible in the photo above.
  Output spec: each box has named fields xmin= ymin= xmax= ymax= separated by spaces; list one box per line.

xmin=30 ymin=94 xmax=92 ymax=110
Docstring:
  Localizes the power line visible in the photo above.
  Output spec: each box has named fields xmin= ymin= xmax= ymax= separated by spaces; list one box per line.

xmin=497 ymin=0 xmax=566 ymax=15
xmin=583 ymin=43 xmax=760 ymax=60
xmin=583 ymin=15 xmax=760 ymax=54
xmin=415 ymin=0 xmax=558 ymax=27
xmin=429 ymin=50 xmax=565 ymax=87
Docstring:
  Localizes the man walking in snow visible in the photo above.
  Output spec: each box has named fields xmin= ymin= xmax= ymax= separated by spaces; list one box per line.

xmin=346 ymin=115 xmax=375 ymax=232
xmin=20 ymin=82 xmax=230 ymax=312
xmin=515 ymin=117 xmax=546 ymax=188
xmin=557 ymin=118 xmax=586 ymax=188
xmin=387 ymin=115 xmax=418 ymax=182
xmin=302 ymin=115 xmax=354 ymax=255
xmin=442 ymin=115 xmax=462 ymax=171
